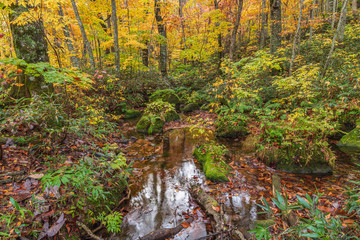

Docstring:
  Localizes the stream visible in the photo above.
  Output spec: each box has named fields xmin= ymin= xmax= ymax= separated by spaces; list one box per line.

xmin=115 ymin=122 xmax=360 ymax=240
xmin=118 ymin=127 xmax=257 ymax=239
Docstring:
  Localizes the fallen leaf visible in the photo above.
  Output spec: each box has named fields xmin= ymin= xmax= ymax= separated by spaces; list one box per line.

xmin=181 ymin=222 xmax=190 ymax=228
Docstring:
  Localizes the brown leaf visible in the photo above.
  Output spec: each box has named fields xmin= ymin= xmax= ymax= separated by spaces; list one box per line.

xmin=46 ymin=213 xmax=66 ymax=237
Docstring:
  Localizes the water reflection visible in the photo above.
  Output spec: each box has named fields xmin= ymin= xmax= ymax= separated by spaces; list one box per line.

xmin=119 ymin=128 xmax=256 ymax=239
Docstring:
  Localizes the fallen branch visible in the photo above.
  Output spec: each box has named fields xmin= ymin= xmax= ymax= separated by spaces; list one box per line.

xmin=0 ymin=170 xmax=26 ymax=178
xmin=139 ymin=217 xmax=193 ymax=240
xmin=76 ymin=221 xmax=103 ymax=240
xmin=189 ymin=186 xmax=223 ymax=233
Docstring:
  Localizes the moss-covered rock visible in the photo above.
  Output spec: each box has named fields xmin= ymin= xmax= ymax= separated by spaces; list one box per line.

xmin=136 ymin=115 xmax=164 ymax=134
xmin=164 ymin=109 xmax=180 ymax=122
xmin=182 ymin=102 xmax=200 ymax=113
xmin=337 ymin=128 xmax=360 ymax=149
xmin=215 ymin=114 xmax=248 ymax=138
xmin=125 ymin=109 xmax=141 ymax=119
xmin=136 ymin=116 xmax=151 ymax=133
xmin=136 ymin=100 xmax=180 ymax=134
xmin=257 ymin=142 xmax=334 ymax=174
xmin=149 ymin=89 xmax=180 ymax=108
xmin=193 ymin=144 xmax=230 ymax=182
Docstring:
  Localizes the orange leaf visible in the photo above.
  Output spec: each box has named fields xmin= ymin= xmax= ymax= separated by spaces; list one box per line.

xmin=181 ymin=222 xmax=190 ymax=228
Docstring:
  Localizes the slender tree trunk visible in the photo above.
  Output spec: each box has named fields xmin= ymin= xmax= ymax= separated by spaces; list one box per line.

xmin=58 ymin=3 xmax=80 ymax=68
xmin=289 ymin=0 xmax=304 ymax=76
xmin=310 ymin=0 xmax=317 ymax=40
xmin=155 ymin=0 xmax=168 ymax=78
xmin=331 ymin=0 xmax=338 ymax=30
xmin=270 ymin=0 xmax=282 ymax=54
xmin=142 ymin=40 xmax=149 ymax=67
xmin=352 ymin=0 xmax=358 ymax=12
xmin=111 ymin=0 xmax=121 ymax=78
xmin=70 ymin=0 xmax=95 ymax=69
xmin=179 ymin=0 xmax=187 ymax=50
xmin=338 ymin=0 xmax=348 ymax=42
xmin=214 ymin=0 xmax=223 ymax=72
xmin=323 ymin=0 xmax=349 ymax=76
xmin=9 ymin=3 xmax=53 ymax=98
xmin=229 ymin=0 xmax=244 ymax=60
xmin=259 ymin=0 xmax=267 ymax=49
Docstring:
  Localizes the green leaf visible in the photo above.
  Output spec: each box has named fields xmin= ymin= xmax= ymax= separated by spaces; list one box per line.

xmin=10 ymin=197 xmax=20 ymax=211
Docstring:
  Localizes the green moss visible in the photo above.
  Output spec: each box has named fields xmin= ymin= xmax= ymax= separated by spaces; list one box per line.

xmin=338 ymin=128 xmax=360 ymax=149
xmin=193 ymin=144 xmax=230 ymax=182
xmin=136 ymin=116 xmax=151 ymax=133
xmin=125 ymin=109 xmax=141 ymax=119
xmin=182 ymin=102 xmax=200 ymax=113
xmin=148 ymin=116 xmax=164 ymax=134
xmin=164 ymin=110 xmax=180 ymax=122
xmin=215 ymin=114 xmax=248 ymax=138
xmin=149 ymin=89 xmax=180 ymax=108
xmin=136 ymin=115 xmax=164 ymax=134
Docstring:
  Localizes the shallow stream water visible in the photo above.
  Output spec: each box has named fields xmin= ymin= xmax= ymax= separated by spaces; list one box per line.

xmin=118 ymin=128 xmax=257 ymax=239
xmin=116 ymin=124 xmax=360 ymax=240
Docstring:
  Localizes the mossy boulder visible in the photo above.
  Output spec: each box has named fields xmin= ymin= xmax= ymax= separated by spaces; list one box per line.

xmin=337 ymin=128 xmax=360 ymax=150
xmin=215 ymin=114 xmax=248 ymax=138
xmin=182 ymin=102 xmax=200 ymax=113
xmin=257 ymin=142 xmax=334 ymax=175
xmin=164 ymin=109 xmax=180 ymax=122
xmin=136 ymin=115 xmax=164 ymax=134
xmin=124 ymin=109 xmax=141 ymax=119
xmin=193 ymin=144 xmax=230 ymax=182
xmin=149 ymin=89 xmax=180 ymax=109
xmin=136 ymin=100 xmax=179 ymax=134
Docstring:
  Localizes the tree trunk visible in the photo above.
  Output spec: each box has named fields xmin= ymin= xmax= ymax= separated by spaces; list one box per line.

xmin=70 ymin=0 xmax=95 ymax=69
xmin=352 ymin=0 xmax=358 ymax=12
xmin=214 ymin=0 xmax=223 ymax=72
xmin=9 ymin=3 xmax=53 ymax=98
xmin=179 ymin=0 xmax=187 ymax=50
xmin=323 ymin=0 xmax=349 ymax=76
xmin=111 ymin=0 xmax=121 ymax=78
xmin=154 ymin=0 xmax=168 ymax=78
xmin=142 ymin=40 xmax=149 ymax=67
xmin=289 ymin=0 xmax=304 ymax=76
xmin=229 ymin=0 xmax=244 ymax=60
xmin=331 ymin=0 xmax=338 ymax=30
xmin=270 ymin=0 xmax=282 ymax=54
xmin=58 ymin=3 xmax=80 ymax=68
xmin=338 ymin=0 xmax=348 ymax=42
xmin=259 ymin=0 xmax=267 ymax=49
xmin=309 ymin=0 xmax=317 ymax=40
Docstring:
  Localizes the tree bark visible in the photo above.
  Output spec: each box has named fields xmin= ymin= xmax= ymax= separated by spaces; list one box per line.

xmin=338 ymin=0 xmax=348 ymax=42
xmin=111 ymin=0 xmax=121 ymax=78
xmin=9 ymin=3 xmax=53 ymax=98
xmin=214 ymin=0 xmax=223 ymax=72
xmin=331 ymin=0 xmax=338 ymax=30
xmin=270 ymin=0 xmax=282 ymax=54
xmin=154 ymin=0 xmax=168 ymax=78
xmin=70 ymin=0 xmax=95 ymax=69
xmin=58 ymin=4 xmax=80 ymax=68
xmin=289 ymin=0 xmax=304 ymax=76
xmin=229 ymin=0 xmax=244 ymax=60
xmin=323 ymin=0 xmax=349 ymax=76
xmin=259 ymin=0 xmax=267 ymax=49
xmin=179 ymin=0 xmax=187 ymax=50
xmin=309 ymin=0 xmax=317 ymax=40
xmin=352 ymin=0 xmax=358 ymax=12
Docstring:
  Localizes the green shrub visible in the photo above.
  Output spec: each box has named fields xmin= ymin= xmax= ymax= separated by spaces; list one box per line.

xmin=149 ymin=89 xmax=180 ymax=108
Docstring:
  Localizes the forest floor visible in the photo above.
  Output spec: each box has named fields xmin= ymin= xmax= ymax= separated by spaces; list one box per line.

xmin=1 ymin=111 xmax=360 ymax=239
